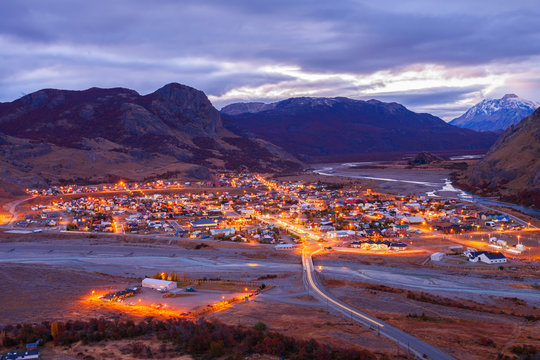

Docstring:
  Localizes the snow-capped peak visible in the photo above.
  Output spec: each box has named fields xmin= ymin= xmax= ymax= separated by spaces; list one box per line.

xmin=450 ymin=94 xmax=539 ymax=132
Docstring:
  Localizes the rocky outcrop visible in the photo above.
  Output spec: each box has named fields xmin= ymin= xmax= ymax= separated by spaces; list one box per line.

xmin=408 ymin=152 xmax=445 ymax=165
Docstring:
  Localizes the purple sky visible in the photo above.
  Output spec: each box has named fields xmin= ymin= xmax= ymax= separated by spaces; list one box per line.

xmin=1 ymin=0 xmax=539 ymax=120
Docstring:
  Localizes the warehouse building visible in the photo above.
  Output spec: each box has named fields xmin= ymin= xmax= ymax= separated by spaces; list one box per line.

xmin=142 ymin=278 xmax=177 ymax=291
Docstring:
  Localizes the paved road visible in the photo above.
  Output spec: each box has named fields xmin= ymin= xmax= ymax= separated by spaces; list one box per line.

xmin=256 ymin=199 xmax=455 ymax=359
xmin=303 ymin=248 xmax=455 ymax=360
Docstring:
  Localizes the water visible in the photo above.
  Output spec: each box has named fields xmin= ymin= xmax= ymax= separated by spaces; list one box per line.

xmin=313 ymin=162 xmax=540 ymax=219
xmin=449 ymin=154 xmax=485 ymax=160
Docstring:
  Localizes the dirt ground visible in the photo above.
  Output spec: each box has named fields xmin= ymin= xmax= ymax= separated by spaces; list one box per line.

xmin=211 ymin=291 xmax=401 ymax=357
xmin=319 ymin=275 xmax=540 ymax=360
xmin=0 ymin=263 xmax=131 ymax=325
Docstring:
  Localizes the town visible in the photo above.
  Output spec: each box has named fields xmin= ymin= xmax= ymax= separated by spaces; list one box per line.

xmin=18 ymin=173 xmax=535 ymax=263
xmin=2 ymin=172 xmax=539 ymax=360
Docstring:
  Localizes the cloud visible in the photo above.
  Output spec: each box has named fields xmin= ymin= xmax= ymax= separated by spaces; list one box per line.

xmin=0 ymin=0 xmax=539 ymax=120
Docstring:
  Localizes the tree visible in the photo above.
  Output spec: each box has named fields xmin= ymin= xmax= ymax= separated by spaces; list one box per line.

xmin=254 ymin=322 xmax=267 ymax=332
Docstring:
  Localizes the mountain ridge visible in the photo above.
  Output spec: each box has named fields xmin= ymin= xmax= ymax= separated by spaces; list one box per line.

xmin=450 ymin=94 xmax=539 ymax=132
xmin=0 ymin=83 xmax=302 ymax=188
xmin=221 ymin=96 xmax=499 ymax=161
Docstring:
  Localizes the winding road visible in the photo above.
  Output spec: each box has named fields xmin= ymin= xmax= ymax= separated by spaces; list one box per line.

xmin=302 ymin=247 xmax=455 ymax=360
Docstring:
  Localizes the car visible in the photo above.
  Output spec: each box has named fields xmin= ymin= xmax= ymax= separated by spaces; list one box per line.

xmin=185 ymin=287 xmax=196 ymax=292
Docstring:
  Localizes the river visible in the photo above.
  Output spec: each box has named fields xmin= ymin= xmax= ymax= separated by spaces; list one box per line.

xmin=313 ymin=162 xmax=540 ymax=219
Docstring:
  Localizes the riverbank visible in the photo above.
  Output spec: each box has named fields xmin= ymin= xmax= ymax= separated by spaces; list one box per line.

xmin=309 ymin=162 xmax=540 ymax=220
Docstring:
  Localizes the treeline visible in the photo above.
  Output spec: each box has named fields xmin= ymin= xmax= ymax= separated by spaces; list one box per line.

xmin=1 ymin=318 xmax=379 ymax=360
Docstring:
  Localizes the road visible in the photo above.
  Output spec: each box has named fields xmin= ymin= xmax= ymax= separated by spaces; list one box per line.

xmin=303 ymin=247 xmax=455 ymax=360
xmin=4 ymin=196 xmax=33 ymax=226
xmin=259 ymin=209 xmax=455 ymax=359
xmin=253 ymin=181 xmax=456 ymax=359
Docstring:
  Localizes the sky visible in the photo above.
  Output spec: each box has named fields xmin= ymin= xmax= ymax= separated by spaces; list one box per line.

xmin=1 ymin=0 xmax=539 ymax=120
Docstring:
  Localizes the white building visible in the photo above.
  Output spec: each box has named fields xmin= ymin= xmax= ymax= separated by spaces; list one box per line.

xmin=327 ymin=230 xmax=355 ymax=238
xmin=142 ymin=278 xmax=177 ymax=291
xmin=478 ymin=252 xmax=507 ymax=264
xmin=404 ymin=216 xmax=425 ymax=224
xmin=466 ymin=251 xmax=507 ymax=264
xmin=275 ymin=244 xmax=295 ymax=250
xmin=210 ymin=228 xmax=236 ymax=236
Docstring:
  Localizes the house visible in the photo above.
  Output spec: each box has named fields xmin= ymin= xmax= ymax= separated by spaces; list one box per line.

xmin=479 ymin=252 xmax=507 ymax=264
xmin=403 ymin=216 xmax=425 ymax=224
xmin=466 ymin=251 xmax=507 ymax=264
xmin=210 ymin=228 xmax=236 ymax=236
xmin=190 ymin=218 xmax=218 ymax=228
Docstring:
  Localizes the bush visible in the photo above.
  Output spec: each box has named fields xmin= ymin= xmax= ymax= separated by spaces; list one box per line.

xmin=254 ymin=322 xmax=267 ymax=332
xmin=209 ymin=341 xmax=225 ymax=358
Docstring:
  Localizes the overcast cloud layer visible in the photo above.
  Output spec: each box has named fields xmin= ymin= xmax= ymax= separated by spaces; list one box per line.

xmin=1 ymin=0 xmax=539 ymax=120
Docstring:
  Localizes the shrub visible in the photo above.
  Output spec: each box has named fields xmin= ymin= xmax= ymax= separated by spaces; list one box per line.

xmin=254 ymin=322 xmax=267 ymax=332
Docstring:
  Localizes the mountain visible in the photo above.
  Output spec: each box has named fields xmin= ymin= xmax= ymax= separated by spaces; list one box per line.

xmin=221 ymin=97 xmax=499 ymax=161
xmin=464 ymin=107 xmax=540 ymax=208
xmin=468 ymin=107 xmax=540 ymax=207
xmin=450 ymin=94 xmax=539 ymax=132
xmin=0 ymin=83 xmax=301 ymax=187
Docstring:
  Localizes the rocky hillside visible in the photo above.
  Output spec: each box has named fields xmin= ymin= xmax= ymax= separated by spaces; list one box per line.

xmin=450 ymin=94 xmax=539 ymax=132
xmin=221 ymin=97 xmax=499 ymax=161
xmin=408 ymin=152 xmax=445 ymax=166
xmin=0 ymin=83 xmax=302 ymax=187
xmin=465 ymin=107 xmax=540 ymax=208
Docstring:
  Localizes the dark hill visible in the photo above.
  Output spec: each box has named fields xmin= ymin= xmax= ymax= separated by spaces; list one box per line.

xmin=408 ymin=152 xmax=445 ymax=165
xmin=0 ymin=83 xmax=301 ymax=187
xmin=465 ymin=107 xmax=540 ymax=208
xmin=221 ymin=97 xmax=499 ymax=161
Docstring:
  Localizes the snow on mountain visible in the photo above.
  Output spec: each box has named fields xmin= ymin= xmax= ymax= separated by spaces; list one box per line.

xmin=450 ymin=94 xmax=539 ymax=132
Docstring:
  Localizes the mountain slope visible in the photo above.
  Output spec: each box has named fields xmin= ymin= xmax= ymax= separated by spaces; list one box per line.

xmin=0 ymin=83 xmax=302 ymax=187
xmin=466 ymin=107 xmax=540 ymax=208
xmin=450 ymin=94 xmax=539 ymax=132
xmin=221 ymin=97 xmax=499 ymax=161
